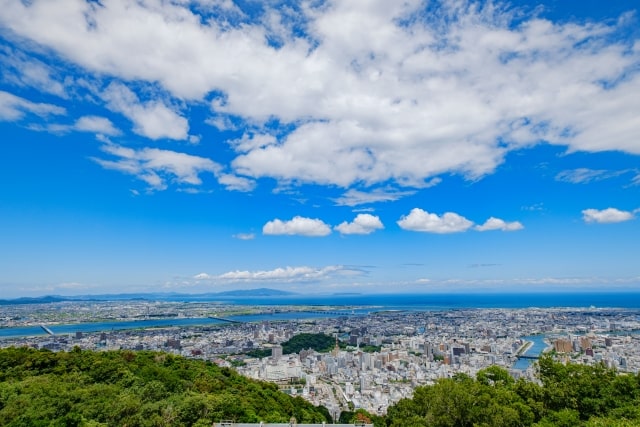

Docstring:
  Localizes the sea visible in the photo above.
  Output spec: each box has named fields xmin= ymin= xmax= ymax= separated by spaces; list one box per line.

xmin=187 ymin=291 xmax=640 ymax=310
xmin=1 ymin=291 xmax=639 ymax=340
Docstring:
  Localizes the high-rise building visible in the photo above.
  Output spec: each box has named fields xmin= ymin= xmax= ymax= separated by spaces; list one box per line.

xmin=272 ymin=345 xmax=283 ymax=360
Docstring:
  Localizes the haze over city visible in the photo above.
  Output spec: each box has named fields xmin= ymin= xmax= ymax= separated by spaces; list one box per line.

xmin=1 ymin=0 xmax=639 ymax=298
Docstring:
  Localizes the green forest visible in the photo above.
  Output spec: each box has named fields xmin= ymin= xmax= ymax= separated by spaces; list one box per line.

xmin=0 ymin=347 xmax=331 ymax=426
xmin=281 ymin=333 xmax=338 ymax=354
xmin=2 ymin=347 xmax=640 ymax=426
xmin=385 ymin=357 xmax=640 ymax=427
xmin=244 ymin=333 xmax=339 ymax=359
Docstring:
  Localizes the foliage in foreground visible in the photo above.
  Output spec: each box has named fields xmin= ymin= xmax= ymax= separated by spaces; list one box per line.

xmin=3 ymin=346 xmax=640 ymax=427
xmin=385 ymin=357 xmax=640 ymax=427
xmin=0 ymin=347 xmax=331 ymax=427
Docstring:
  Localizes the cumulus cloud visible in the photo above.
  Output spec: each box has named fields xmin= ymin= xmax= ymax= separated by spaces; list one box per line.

xmin=1 ymin=0 xmax=639 ymax=191
xmin=263 ymin=216 xmax=332 ymax=237
xmin=102 ymin=82 xmax=188 ymax=140
xmin=397 ymin=208 xmax=474 ymax=233
xmin=92 ymin=143 xmax=221 ymax=191
xmin=475 ymin=217 xmax=524 ymax=232
xmin=582 ymin=208 xmax=635 ymax=224
xmin=0 ymin=90 xmax=65 ymax=121
xmin=335 ymin=214 xmax=384 ymax=235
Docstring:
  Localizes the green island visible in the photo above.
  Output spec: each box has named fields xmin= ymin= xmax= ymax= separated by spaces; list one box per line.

xmin=2 ymin=347 xmax=640 ymax=426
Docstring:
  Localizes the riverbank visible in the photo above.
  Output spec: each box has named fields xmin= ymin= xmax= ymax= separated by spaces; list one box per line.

xmin=516 ymin=340 xmax=533 ymax=356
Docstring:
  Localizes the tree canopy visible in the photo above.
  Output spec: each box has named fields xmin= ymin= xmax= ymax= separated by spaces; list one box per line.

xmin=0 ymin=346 xmax=332 ymax=426
xmin=385 ymin=355 xmax=640 ymax=427
xmin=281 ymin=333 xmax=338 ymax=354
xmin=2 ymin=347 xmax=640 ymax=427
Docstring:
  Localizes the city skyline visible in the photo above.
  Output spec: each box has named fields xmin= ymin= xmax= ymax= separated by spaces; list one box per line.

xmin=1 ymin=0 xmax=639 ymax=298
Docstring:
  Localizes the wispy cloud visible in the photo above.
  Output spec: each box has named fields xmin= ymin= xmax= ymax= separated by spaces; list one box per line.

xmin=333 ymin=188 xmax=417 ymax=206
xmin=0 ymin=46 xmax=67 ymax=97
xmin=233 ymin=233 xmax=255 ymax=240
xmin=0 ymin=90 xmax=65 ymax=121
xmin=92 ymin=143 xmax=221 ymax=191
xmin=102 ymin=82 xmax=189 ymax=140
xmin=194 ymin=265 xmax=355 ymax=283
xmin=410 ymin=275 xmax=640 ymax=290
xmin=556 ymin=168 xmax=627 ymax=184
xmin=37 ymin=115 xmax=120 ymax=136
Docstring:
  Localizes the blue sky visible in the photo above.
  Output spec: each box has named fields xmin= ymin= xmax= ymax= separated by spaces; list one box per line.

xmin=1 ymin=0 xmax=639 ymax=298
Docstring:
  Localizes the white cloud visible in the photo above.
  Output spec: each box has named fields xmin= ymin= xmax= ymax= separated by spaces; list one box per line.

xmin=31 ymin=115 xmax=120 ymax=135
xmin=408 ymin=275 xmax=640 ymax=290
xmin=229 ymin=133 xmax=278 ymax=153
xmin=194 ymin=265 xmax=347 ymax=282
xmin=475 ymin=217 xmax=524 ymax=232
xmin=333 ymin=187 xmax=418 ymax=206
xmin=263 ymin=216 xmax=332 ymax=237
xmin=397 ymin=208 xmax=474 ymax=233
xmin=582 ymin=208 xmax=635 ymax=224
xmin=1 ymin=1 xmax=640 ymax=190
xmin=93 ymin=143 xmax=221 ymax=191
xmin=335 ymin=214 xmax=384 ymax=235
xmin=0 ymin=47 xmax=67 ymax=97
xmin=102 ymin=82 xmax=188 ymax=140
xmin=219 ymin=266 xmax=340 ymax=281
xmin=56 ymin=281 xmax=96 ymax=290
xmin=556 ymin=168 xmax=626 ymax=184
xmin=217 ymin=173 xmax=256 ymax=192
xmin=0 ymin=90 xmax=65 ymax=121
xmin=74 ymin=115 xmax=120 ymax=135
xmin=233 ymin=233 xmax=255 ymax=240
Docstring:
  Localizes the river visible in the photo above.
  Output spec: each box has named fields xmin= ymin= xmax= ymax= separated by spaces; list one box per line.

xmin=0 ymin=309 xmax=370 ymax=339
xmin=513 ymin=334 xmax=548 ymax=370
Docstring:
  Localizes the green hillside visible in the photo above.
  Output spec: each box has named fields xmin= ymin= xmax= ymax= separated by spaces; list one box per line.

xmin=3 ymin=346 xmax=639 ymax=427
xmin=0 ymin=347 xmax=332 ymax=426
xmin=385 ymin=356 xmax=640 ymax=427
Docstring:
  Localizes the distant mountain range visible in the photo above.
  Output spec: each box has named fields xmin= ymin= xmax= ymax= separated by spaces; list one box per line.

xmin=0 ymin=288 xmax=297 ymax=305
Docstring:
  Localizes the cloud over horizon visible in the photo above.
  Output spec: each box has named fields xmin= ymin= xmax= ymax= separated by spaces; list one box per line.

xmin=194 ymin=265 xmax=352 ymax=283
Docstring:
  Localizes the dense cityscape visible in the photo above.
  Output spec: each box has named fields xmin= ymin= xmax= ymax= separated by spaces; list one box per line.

xmin=2 ymin=301 xmax=639 ymax=417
